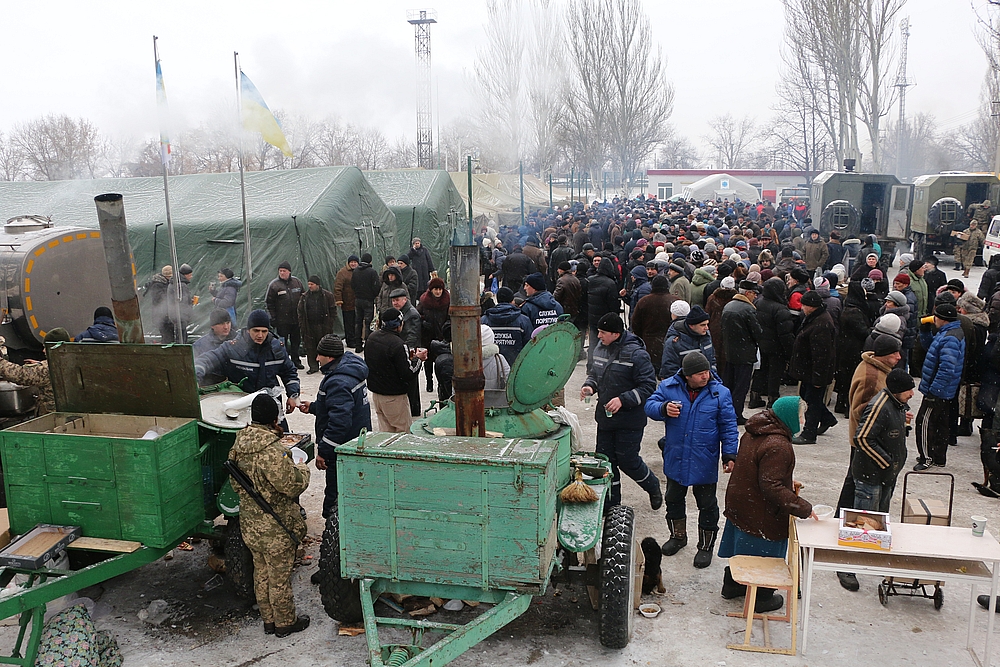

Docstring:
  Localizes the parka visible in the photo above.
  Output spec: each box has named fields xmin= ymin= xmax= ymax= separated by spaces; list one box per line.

xmin=720 ymin=293 xmax=762 ymax=365
xmin=755 ymin=277 xmax=796 ymax=357
xmin=310 ymin=352 xmax=372 ymax=458
xmin=659 ymin=319 xmax=717 ymax=379
xmin=583 ymin=331 xmax=656 ymax=431
xmin=919 ymin=320 xmax=965 ymax=400
xmin=788 ymin=304 xmax=837 ymax=387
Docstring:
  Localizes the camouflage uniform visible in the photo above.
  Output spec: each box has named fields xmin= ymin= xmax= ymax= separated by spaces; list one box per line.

xmin=957 ymin=222 xmax=986 ymax=275
xmin=0 ymin=359 xmax=53 ymax=415
xmin=228 ymin=423 xmax=310 ymax=627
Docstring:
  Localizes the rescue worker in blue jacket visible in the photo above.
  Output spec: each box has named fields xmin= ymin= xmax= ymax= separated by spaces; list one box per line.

xmin=913 ymin=303 xmax=966 ymax=470
xmin=298 ymin=334 xmax=371 ymax=520
xmin=521 ymin=273 xmax=564 ymax=331
xmin=646 ymin=350 xmax=739 ymax=569
xmin=580 ymin=313 xmax=660 ymax=509
xmin=194 ymin=309 xmax=301 ymax=417
xmin=659 ymin=305 xmax=716 ymax=379
xmin=482 ymin=287 xmax=534 ymax=366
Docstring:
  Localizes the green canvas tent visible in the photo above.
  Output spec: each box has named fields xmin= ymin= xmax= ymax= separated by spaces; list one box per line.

xmin=364 ymin=169 xmax=465 ymax=272
xmin=0 ymin=167 xmax=396 ymax=336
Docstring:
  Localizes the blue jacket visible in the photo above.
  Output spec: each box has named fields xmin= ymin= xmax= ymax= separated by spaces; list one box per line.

xmin=584 ymin=332 xmax=657 ymax=431
xmin=629 ymin=266 xmax=650 ymax=310
xmin=310 ymin=352 xmax=372 ymax=458
xmin=645 ymin=372 xmax=740 ymax=486
xmin=919 ymin=320 xmax=965 ymax=400
xmin=482 ymin=304 xmax=533 ymax=366
xmin=75 ymin=316 xmax=119 ymax=343
xmin=521 ymin=291 xmax=564 ymax=331
xmin=659 ymin=320 xmax=717 ymax=379
xmin=194 ymin=330 xmax=301 ymax=397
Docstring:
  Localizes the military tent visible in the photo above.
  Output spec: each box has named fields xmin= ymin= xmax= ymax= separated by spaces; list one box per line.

xmin=0 ymin=167 xmax=396 ymax=336
xmin=364 ymin=169 xmax=465 ymax=273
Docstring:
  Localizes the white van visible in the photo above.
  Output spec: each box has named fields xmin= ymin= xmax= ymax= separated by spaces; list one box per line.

xmin=984 ymin=215 xmax=1000 ymax=265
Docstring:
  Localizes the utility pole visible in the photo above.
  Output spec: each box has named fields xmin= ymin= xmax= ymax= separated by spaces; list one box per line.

xmin=894 ymin=17 xmax=913 ymax=179
xmin=408 ymin=9 xmax=437 ymax=170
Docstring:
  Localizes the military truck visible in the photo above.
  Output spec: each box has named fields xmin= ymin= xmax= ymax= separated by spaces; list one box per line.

xmin=908 ymin=172 xmax=1000 ymax=260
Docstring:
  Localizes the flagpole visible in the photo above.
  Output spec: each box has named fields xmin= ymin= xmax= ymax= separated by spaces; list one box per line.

xmin=235 ymin=51 xmax=253 ymax=321
xmin=154 ymin=35 xmax=184 ymax=343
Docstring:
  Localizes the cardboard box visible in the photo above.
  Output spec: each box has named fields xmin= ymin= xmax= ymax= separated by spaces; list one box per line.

xmin=838 ymin=509 xmax=892 ymax=551
xmin=902 ymin=497 xmax=950 ymax=526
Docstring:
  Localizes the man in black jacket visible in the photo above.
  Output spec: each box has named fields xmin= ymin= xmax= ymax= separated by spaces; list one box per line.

xmin=789 ymin=291 xmax=838 ymax=443
xmin=586 ymin=257 xmax=622 ymax=370
xmin=499 ymin=246 xmax=536 ymax=293
xmin=752 ymin=277 xmax=797 ymax=408
xmin=265 ymin=261 xmax=305 ymax=368
xmin=408 ymin=238 xmax=435 ymax=295
xmin=351 ymin=253 xmax=381 ymax=353
xmin=580 ymin=313 xmax=661 ymax=509
xmin=852 ymin=369 xmax=914 ymax=513
xmin=720 ymin=281 xmax=763 ymax=425
xmin=364 ymin=308 xmax=427 ymax=433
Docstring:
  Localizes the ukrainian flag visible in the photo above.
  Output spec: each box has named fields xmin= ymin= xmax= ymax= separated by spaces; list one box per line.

xmin=240 ymin=71 xmax=293 ymax=158
xmin=156 ymin=60 xmax=171 ymax=166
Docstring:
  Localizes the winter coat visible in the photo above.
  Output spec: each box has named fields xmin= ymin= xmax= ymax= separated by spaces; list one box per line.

xmin=825 ymin=241 xmax=846 ymax=272
xmin=192 ymin=328 xmax=238 ymax=381
xmin=788 ymin=306 xmax=837 ymax=387
xmin=297 ymin=288 xmax=337 ymax=335
xmin=645 ymin=371 xmax=740 ymax=486
xmin=194 ymin=330 xmax=300 ymax=397
xmin=228 ymin=423 xmax=309 ymax=550
xmin=75 ymin=316 xmax=119 ymax=343
xmin=143 ymin=273 xmax=170 ymax=316
xmin=399 ymin=301 xmax=422 ymax=350
xmin=919 ymin=320 xmax=965 ymax=400
xmin=310 ymin=352 xmax=372 ymax=458
xmin=630 ymin=291 xmax=676 ymax=369
xmin=352 ymin=262 xmax=381 ymax=303
xmin=924 ymin=267 xmax=947 ymax=314
xmin=481 ymin=304 xmax=533 ymax=366
xmin=583 ymin=332 xmax=656 ymax=431
xmin=333 ymin=265 xmax=357 ymax=310
xmin=905 ymin=269 xmax=929 ymax=317
xmin=0 ymin=359 xmax=54 ymax=415
xmin=659 ymin=319 xmax=717 ymax=379
xmin=706 ymin=287 xmax=737 ymax=367
xmin=669 ymin=274 xmax=692 ymax=303
xmin=365 ymin=328 xmax=421 ymax=396
xmin=499 ymin=250 xmax=536 ymax=291
xmin=522 ymin=243 xmax=547 ymax=277
xmin=587 ymin=258 xmax=621 ymax=326
xmin=803 ymin=236 xmax=830 ymax=271
xmin=690 ymin=268 xmax=715 ymax=307
xmin=553 ymin=273 xmax=582 ymax=317
xmin=398 ymin=264 xmax=419 ymax=303
xmin=265 ymin=275 xmax=305 ymax=329
xmin=980 ymin=256 xmax=1000 ymax=300
xmin=852 ymin=388 xmax=909 ymax=485
xmin=723 ymin=410 xmax=812 ymax=541
xmin=900 ymin=287 xmax=918 ymax=344
xmin=417 ymin=288 xmax=451 ymax=348
xmin=721 ymin=294 xmax=762 ymax=365
xmin=210 ymin=277 xmax=242 ymax=323
xmin=755 ymin=277 xmax=796 ymax=357
xmin=814 ymin=286 xmax=842 ymax=334
xmin=628 ymin=268 xmax=651 ymax=311
xmin=522 ymin=290 xmax=564 ymax=330
xmin=376 ymin=268 xmax=406 ymax=315
xmin=837 ymin=286 xmax=876 ymax=392
xmin=482 ymin=344 xmax=511 ymax=390
xmin=408 ymin=245 xmax=436 ymax=294
xmin=848 ymin=351 xmax=895 ymax=445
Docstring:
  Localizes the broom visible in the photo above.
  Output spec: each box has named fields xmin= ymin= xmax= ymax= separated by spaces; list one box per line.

xmin=560 ymin=469 xmax=598 ymax=503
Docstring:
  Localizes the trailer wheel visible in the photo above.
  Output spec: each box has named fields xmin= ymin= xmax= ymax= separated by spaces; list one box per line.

xmin=318 ymin=511 xmax=363 ymax=623
xmin=224 ymin=517 xmax=256 ymax=600
xmin=599 ymin=505 xmax=635 ymax=649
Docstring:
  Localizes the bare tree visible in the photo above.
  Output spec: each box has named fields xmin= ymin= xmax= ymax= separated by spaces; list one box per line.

xmin=0 ymin=132 xmax=26 ymax=181
xmin=880 ymin=113 xmax=954 ymax=179
xmin=655 ymin=129 xmax=700 ymax=169
xmin=705 ymin=114 xmax=756 ymax=169
xmin=11 ymin=115 xmax=104 ymax=180
xmin=473 ymin=0 xmax=526 ymax=171
xmin=857 ymin=0 xmax=904 ymax=172
xmin=755 ymin=77 xmax=835 ymax=175
xmin=525 ymin=0 xmax=567 ymax=174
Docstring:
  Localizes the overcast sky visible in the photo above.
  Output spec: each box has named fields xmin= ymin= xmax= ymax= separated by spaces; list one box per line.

xmin=1 ymin=0 xmax=989 ymax=163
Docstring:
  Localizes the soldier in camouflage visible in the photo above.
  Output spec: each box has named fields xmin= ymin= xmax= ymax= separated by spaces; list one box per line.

xmin=228 ymin=394 xmax=311 ymax=637
xmin=0 ymin=328 xmax=71 ymax=416
xmin=956 ymin=219 xmax=987 ymax=278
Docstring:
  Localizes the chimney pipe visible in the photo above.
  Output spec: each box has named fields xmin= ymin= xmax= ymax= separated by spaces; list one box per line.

xmin=449 ymin=224 xmax=485 ymax=437
xmin=94 ymin=193 xmax=145 ymax=343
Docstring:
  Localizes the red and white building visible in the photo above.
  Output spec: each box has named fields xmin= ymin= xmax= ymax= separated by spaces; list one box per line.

xmin=645 ymin=169 xmax=812 ymax=203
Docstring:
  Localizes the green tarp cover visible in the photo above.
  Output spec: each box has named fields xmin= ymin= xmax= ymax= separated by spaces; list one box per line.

xmin=449 ymin=172 xmax=570 ymax=226
xmin=0 ymin=167 xmax=396 ymax=335
xmin=364 ymin=169 xmax=465 ymax=272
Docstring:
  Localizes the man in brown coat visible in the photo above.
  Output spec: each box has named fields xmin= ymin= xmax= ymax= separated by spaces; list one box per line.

xmin=522 ymin=239 xmax=547 ymax=278
xmin=832 ymin=334 xmax=901 ymax=592
xmin=706 ymin=276 xmax=738 ymax=376
xmin=552 ymin=262 xmax=581 ymax=319
xmin=630 ymin=275 xmax=676 ymax=376
xmin=333 ymin=256 xmax=358 ymax=349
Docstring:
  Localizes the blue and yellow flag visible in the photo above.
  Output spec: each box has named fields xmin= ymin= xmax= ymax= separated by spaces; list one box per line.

xmin=240 ymin=71 xmax=293 ymax=158
xmin=155 ymin=59 xmax=171 ymax=166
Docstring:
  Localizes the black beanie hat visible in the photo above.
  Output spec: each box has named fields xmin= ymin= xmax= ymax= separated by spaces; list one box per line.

xmin=496 ymin=287 xmax=515 ymax=303
xmin=886 ymin=368 xmax=915 ymax=394
xmin=682 ymin=350 xmax=711 ymax=376
xmin=220 ymin=268 xmax=234 ymax=279
xmin=251 ymin=394 xmax=279 ymax=425
xmin=935 ymin=303 xmax=958 ymax=321
xmin=908 ymin=259 xmax=924 ymax=273
xmin=316 ymin=334 xmax=345 ymax=358
xmin=94 ymin=306 xmax=113 ymax=320
xmin=361 ymin=253 xmax=373 ymax=264
xmin=247 ymin=309 xmax=271 ymax=329
xmin=308 ymin=275 xmax=322 ymax=285
xmin=800 ymin=291 xmax=823 ymax=308
xmin=873 ymin=334 xmax=901 ymax=357
xmin=597 ymin=313 xmax=625 ymax=334
xmin=278 ymin=261 xmax=292 ymax=271
xmin=685 ymin=305 xmax=709 ymax=325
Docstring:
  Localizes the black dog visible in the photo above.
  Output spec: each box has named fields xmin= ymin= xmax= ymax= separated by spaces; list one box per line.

xmin=641 ymin=537 xmax=665 ymax=594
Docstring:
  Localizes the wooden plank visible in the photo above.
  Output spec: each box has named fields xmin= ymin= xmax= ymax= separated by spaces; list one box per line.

xmin=68 ymin=537 xmax=142 ymax=553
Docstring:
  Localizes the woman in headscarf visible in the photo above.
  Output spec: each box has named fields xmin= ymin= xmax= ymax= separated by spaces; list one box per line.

xmin=417 ymin=277 xmax=451 ymax=393
xmin=376 ymin=266 xmax=405 ymax=315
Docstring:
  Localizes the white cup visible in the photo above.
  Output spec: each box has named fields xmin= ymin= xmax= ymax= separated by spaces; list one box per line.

xmin=973 ymin=515 xmax=989 ymax=537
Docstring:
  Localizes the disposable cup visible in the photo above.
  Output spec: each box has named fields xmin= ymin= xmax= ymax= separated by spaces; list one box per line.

xmin=973 ymin=515 xmax=988 ymax=537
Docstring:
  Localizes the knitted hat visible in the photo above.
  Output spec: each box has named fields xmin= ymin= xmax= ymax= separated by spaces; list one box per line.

xmin=397 ymin=254 xmax=409 ymax=265
xmin=308 ymin=275 xmax=322 ymax=285
xmin=947 ymin=278 xmax=966 ymax=293
xmin=874 ymin=313 xmax=902 ymax=334
xmin=899 ymin=253 xmax=914 ymax=266
xmin=885 ymin=290 xmax=907 ymax=306
xmin=44 ymin=327 xmax=71 ymax=344
xmin=721 ymin=276 xmax=736 ymax=289
xmin=525 ymin=273 xmax=546 ymax=291
xmin=800 ymin=291 xmax=823 ymax=307
xmin=179 ymin=263 xmax=193 ymax=275
xmin=651 ymin=275 xmax=670 ymax=292
xmin=771 ymin=396 xmax=801 ymax=436
xmin=597 ymin=313 xmax=625 ymax=334
xmin=869 ymin=269 xmax=884 ymax=281
xmin=935 ymin=303 xmax=959 ymax=321
xmin=210 ymin=309 xmax=231 ymax=326
xmin=361 ymin=253 xmax=373 ymax=264
xmin=873 ymin=334 xmax=902 ymax=357
xmin=685 ymin=305 xmax=709 ymax=325
xmin=558 ymin=261 xmax=572 ymax=272
xmin=94 ymin=306 xmax=113 ymax=320
xmin=908 ymin=259 xmax=924 ymax=273
xmin=278 ymin=261 xmax=292 ymax=271
xmin=861 ymin=277 xmax=876 ymax=293
xmin=669 ymin=262 xmax=686 ymax=274
xmin=247 ymin=309 xmax=270 ymax=329
xmin=220 ymin=268 xmax=234 ymax=279
xmin=496 ymin=287 xmax=515 ymax=303
xmin=893 ymin=273 xmax=910 ymax=286
xmin=316 ymin=334 xmax=345 ymax=358
xmin=813 ymin=276 xmax=830 ymax=290
xmin=348 ymin=255 xmax=360 ymax=264
xmin=251 ymin=394 xmax=279 ymax=425
xmin=886 ymin=368 xmax=915 ymax=394
xmin=380 ymin=308 xmax=403 ymax=328
xmin=670 ymin=300 xmax=691 ymax=318
xmin=681 ymin=350 xmax=711 ymax=376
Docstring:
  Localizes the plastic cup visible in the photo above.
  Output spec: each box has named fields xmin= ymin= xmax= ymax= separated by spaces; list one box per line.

xmin=605 ymin=409 xmax=614 ymax=418
xmin=584 ymin=395 xmax=591 ymax=404
xmin=973 ymin=515 xmax=988 ymax=537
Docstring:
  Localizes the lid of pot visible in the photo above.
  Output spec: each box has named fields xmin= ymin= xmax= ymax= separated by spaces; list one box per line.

xmin=506 ymin=320 xmax=582 ymax=414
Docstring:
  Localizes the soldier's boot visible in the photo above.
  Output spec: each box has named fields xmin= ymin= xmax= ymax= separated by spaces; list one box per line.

xmin=264 ymin=623 xmax=276 ymax=635
xmin=693 ymin=528 xmax=718 ymax=569
xmin=275 ymin=614 xmax=310 ymax=638
xmin=661 ymin=519 xmax=687 ymax=556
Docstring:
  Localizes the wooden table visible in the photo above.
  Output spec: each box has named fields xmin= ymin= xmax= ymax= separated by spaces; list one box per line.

xmin=796 ymin=518 xmax=1000 ymax=666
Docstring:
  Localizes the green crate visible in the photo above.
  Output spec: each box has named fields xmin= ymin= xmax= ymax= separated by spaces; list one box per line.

xmin=336 ymin=433 xmax=559 ymax=593
xmin=0 ymin=413 xmax=201 ymax=549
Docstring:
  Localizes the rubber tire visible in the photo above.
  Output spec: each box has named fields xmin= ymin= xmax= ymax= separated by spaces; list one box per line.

xmin=878 ymin=583 xmax=887 ymax=606
xmin=224 ymin=517 xmax=256 ymax=601
xmin=934 ymin=586 xmax=944 ymax=610
xmin=599 ymin=505 xmax=636 ymax=649
xmin=318 ymin=512 xmax=363 ymax=623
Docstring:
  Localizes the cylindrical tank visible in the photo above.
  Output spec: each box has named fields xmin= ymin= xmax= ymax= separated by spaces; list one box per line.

xmin=0 ymin=217 xmax=113 ymax=352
